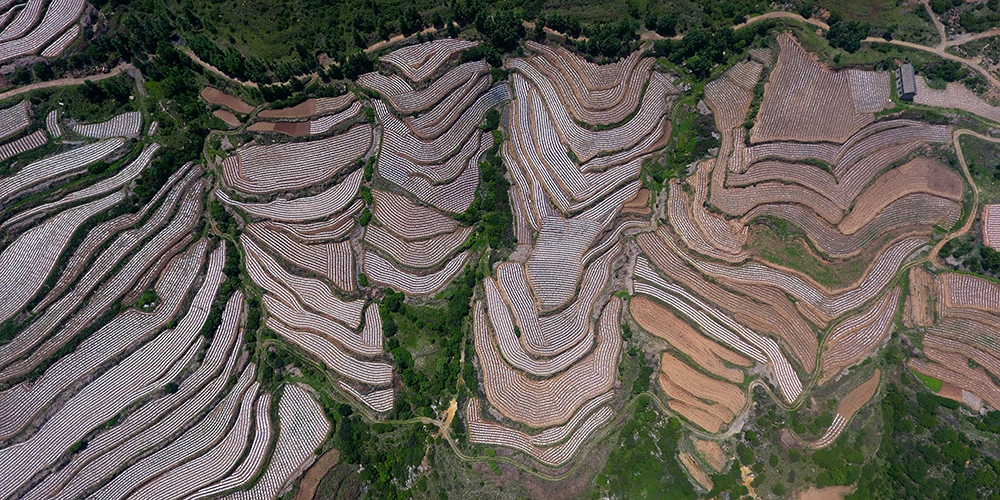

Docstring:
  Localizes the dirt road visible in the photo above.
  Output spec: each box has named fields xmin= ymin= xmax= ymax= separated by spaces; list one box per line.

xmin=930 ymin=129 xmax=1000 ymax=265
xmin=0 ymin=63 xmax=131 ymax=101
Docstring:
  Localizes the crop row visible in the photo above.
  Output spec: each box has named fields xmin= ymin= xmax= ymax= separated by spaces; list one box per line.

xmin=507 ymin=63 xmax=670 ymax=163
xmin=678 ymin=235 xmax=924 ymax=322
xmin=380 ymin=38 xmax=478 ymax=82
xmin=0 ymin=242 xmax=219 ymax=497
xmin=246 ymin=223 xmax=355 ymax=291
xmin=942 ymin=273 xmax=1000 ymax=312
xmin=363 ymin=250 xmax=469 ymax=295
xmin=666 ymin=179 xmax=749 ymax=262
xmin=372 ymin=189 xmax=458 ymax=240
xmin=339 ymin=380 xmax=394 ymax=412
xmin=4 ymin=143 xmax=160 ymax=230
xmin=0 ymin=137 xmax=123 ymax=203
xmin=744 ymin=193 xmax=960 ymax=259
xmin=466 ymin=397 xmax=613 ymax=466
xmin=474 ymin=296 xmax=622 ymax=428
xmin=185 ymin=393 xmax=273 ymax=500
xmin=363 ymin=222 xmax=472 ymax=270
xmin=498 ymin=245 xmax=618 ymax=357
xmin=523 ymin=40 xmax=656 ymax=125
xmin=267 ymin=317 xmax=392 ymax=386
xmin=0 ymin=0 xmax=85 ymax=62
xmin=0 ymin=100 xmax=28 ymax=140
xmin=404 ymin=75 xmax=490 ymax=140
xmin=309 ymin=101 xmax=364 ymax=135
xmin=29 ymin=163 xmax=193 ymax=314
xmin=72 ymin=111 xmax=142 ymax=138
xmin=39 ymin=22 xmax=77 ymax=56
xmin=377 ymin=84 xmax=508 ymax=165
xmin=223 ymin=125 xmax=371 ymax=194
xmin=636 ymin=257 xmax=804 ymax=401
xmin=985 ymin=205 xmax=1000 ymax=250
xmin=750 ymin=34 xmax=873 ymax=144
xmin=378 ymin=131 xmax=486 ymax=214
xmin=821 ymin=288 xmax=900 ymax=381
xmin=0 ymin=190 xmax=123 ymax=324
xmin=243 ymin=235 xmax=365 ymax=329
xmin=0 ymin=176 xmax=204 ymax=379
xmin=261 ymin=198 xmax=361 ymax=243
xmin=914 ymin=77 xmax=1000 ymax=124
xmin=216 ymin=167 xmax=363 ymax=222
xmin=90 ymin=372 xmax=259 ymax=500
xmin=22 ymin=283 xmax=243 ymax=500
xmin=258 ymin=93 xmax=356 ymax=119
xmin=637 ymin=231 xmax=818 ymax=372
xmin=0 ymin=240 xmax=207 ymax=440
xmin=483 ymin=283 xmax=594 ymax=377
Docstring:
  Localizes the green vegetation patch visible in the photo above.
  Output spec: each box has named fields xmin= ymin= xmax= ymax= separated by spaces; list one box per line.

xmin=961 ymin=134 xmax=1000 ymax=204
xmin=914 ymin=371 xmax=943 ymax=393
xmin=594 ymin=396 xmax=698 ymax=500
xmin=747 ymin=224 xmax=870 ymax=289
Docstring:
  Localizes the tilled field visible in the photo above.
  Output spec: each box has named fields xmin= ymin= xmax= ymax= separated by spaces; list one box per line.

xmin=3 ymin=25 xmax=999 ymax=496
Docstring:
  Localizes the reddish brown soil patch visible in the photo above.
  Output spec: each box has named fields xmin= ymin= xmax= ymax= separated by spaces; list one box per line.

xmin=838 ymin=369 xmax=881 ymax=418
xmin=295 ymin=449 xmax=340 ymax=500
xmin=200 ymin=87 xmax=254 ymax=114
xmin=213 ymin=109 xmax=240 ymax=128
xmin=692 ymin=438 xmax=727 ymax=472
xmin=798 ymin=485 xmax=855 ymax=500
xmin=247 ymin=121 xmax=311 ymax=136
xmin=939 ymin=381 xmax=964 ymax=403
xmin=259 ymin=99 xmax=318 ymax=119
xmin=622 ymin=188 xmax=651 ymax=215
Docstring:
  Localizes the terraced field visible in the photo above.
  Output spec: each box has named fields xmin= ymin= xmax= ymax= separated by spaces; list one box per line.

xmin=5 ymin=20 xmax=1000 ymax=497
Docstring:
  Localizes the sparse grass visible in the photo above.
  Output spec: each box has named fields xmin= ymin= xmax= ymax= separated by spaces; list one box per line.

xmin=960 ymin=134 xmax=1000 ymax=204
xmin=817 ymin=0 xmax=938 ymax=45
xmin=747 ymin=225 xmax=870 ymax=289
xmin=914 ymin=371 xmax=943 ymax=393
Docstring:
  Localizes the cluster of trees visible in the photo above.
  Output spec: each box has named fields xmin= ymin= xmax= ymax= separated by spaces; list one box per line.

xmin=941 ymin=236 xmax=1000 ymax=277
xmin=789 ymin=407 xmax=836 ymax=436
xmin=826 ymin=12 xmax=871 ymax=53
xmin=643 ymin=12 xmax=677 ymax=37
xmin=846 ymin=384 xmax=1000 ymax=500
xmin=381 ymin=266 xmax=478 ymax=420
xmin=473 ymin=10 xmax=524 ymax=52
xmin=941 ymin=234 xmax=1000 ymax=278
xmin=579 ymin=18 xmax=640 ymax=60
xmin=931 ymin=0 xmax=968 ymax=14
xmin=543 ymin=12 xmax=582 ymax=38
xmin=653 ymin=20 xmax=774 ymax=79
xmin=959 ymin=5 xmax=1000 ymax=34
xmin=198 ymin=239 xmax=242 ymax=339
xmin=456 ymin=115 xmax=514 ymax=251
xmin=597 ymin=397 xmax=698 ymax=499
xmin=648 ymin=108 xmax=718 ymax=185
xmin=187 ymin=34 xmax=271 ymax=83
xmin=332 ymin=414 xmax=428 ymax=499
xmin=923 ymin=60 xmax=968 ymax=83
xmin=930 ymin=0 xmax=999 ymax=18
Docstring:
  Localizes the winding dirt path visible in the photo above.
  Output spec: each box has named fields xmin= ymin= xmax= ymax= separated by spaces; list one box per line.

xmin=0 ymin=63 xmax=131 ymax=101
xmin=922 ymin=0 xmax=948 ymax=49
xmin=946 ymin=27 xmax=1000 ymax=47
xmin=181 ymin=48 xmax=260 ymax=88
xmin=929 ymin=129 xmax=999 ymax=265
xmin=735 ymin=11 xmax=829 ymax=31
xmin=862 ymin=36 xmax=1000 ymax=91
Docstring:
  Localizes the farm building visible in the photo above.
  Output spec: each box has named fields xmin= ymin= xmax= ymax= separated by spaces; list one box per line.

xmin=984 ymin=204 xmax=1000 ymax=250
xmin=897 ymin=63 xmax=916 ymax=101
